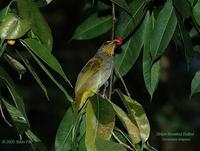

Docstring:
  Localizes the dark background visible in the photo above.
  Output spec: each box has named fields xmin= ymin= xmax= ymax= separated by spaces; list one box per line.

xmin=0 ymin=0 xmax=200 ymax=151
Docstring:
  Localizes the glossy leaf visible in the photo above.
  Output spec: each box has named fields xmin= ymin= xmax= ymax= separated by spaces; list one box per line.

xmin=20 ymin=38 xmax=72 ymax=87
xmin=17 ymin=0 xmax=53 ymax=51
xmin=187 ymin=0 xmax=196 ymax=6
xmin=85 ymin=95 xmax=116 ymax=151
xmin=95 ymin=138 xmax=126 ymax=151
xmin=191 ymin=70 xmax=200 ymax=96
xmin=143 ymin=12 xmax=160 ymax=98
xmin=78 ymin=135 xmax=87 ymax=151
xmin=55 ymin=108 xmax=73 ymax=151
xmin=111 ymin=102 xmax=141 ymax=144
xmin=0 ymin=13 xmax=30 ymax=39
xmin=27 ymin=50 xmax=73 ymax=103
xmin=144 ymin=60 xmax=161 ymax=99
xmin=193 ymin=0 xmax=200 ymax=26
xmin=177 ymin=15 xmax=193 ymax=70
xmin=85 ymin=101 xmax=98 ymax=151
xmin=115 ymin=0 xmax=147 ymax=38
xmin=2 ymin=97 xmax=47 ymax=151
xmin=4 ymin=53 xmax=26 ymax=79
xmin=173 ymin=0 xmax=191 ymax=20
xmin=115 ymin=16 xmax=145 ymax=76
xmin=79 ymin=114 xmax=86 ymax=141
xmin=0 ymin=42 xmax=7 ymax=57
xmin=1 ymin=98 xmax=29 ymax=134
xmin=17 ymin=51 xmax=49 ymax=100
xmin=150 ymin=61 xmax=160 ymax=96
xmin=116 ymin=90 xmax=150 ymax=142
xmin=0 ymin=66 xmax=29 ymax=124
xmin=93 ymin=95 xmax=115 ymax=140
xmin=72 ymin=13 xmax=112 ymax=40
xmin=150 ymin=0 xmax=177 ymax=60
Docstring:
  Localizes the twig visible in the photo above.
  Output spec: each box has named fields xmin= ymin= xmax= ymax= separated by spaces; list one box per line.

xmin=111 ymin=2 xmax=116 ymax=40
xmin=114 ymin=66 xmax=131 ymax=97
xmin=109 ymin=69 xmax=114 ymax=100
xmin=108 ymin=2 xmax=116 ymax=100
xmin=112 ymin=132 xmax=135 ymax=151
xmin=0 ymin=103 xmax=12 ymax=127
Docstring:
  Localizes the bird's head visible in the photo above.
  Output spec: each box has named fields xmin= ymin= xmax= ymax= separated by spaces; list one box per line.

xmin=101 ymin=38 xmax=123 ymax=56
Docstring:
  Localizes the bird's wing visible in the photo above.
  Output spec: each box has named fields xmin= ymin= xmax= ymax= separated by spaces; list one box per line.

xmin=75 ymin=55 xmax=104 ymax=93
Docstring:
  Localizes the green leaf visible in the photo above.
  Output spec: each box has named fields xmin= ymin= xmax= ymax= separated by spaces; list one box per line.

xmin=173 ymin=0 xmax=191 ymax=20
xmin=78 ymin=135 xmax=87 ymax=151
xmin=187 ymin=0 xmax=197 ymax=6
xmin=20 ymin=38 xmax=72 ymax=87
xmin=17 ymin=0 xmax=53 ymax=51
xmin=110 ymin=101 xmax=141 ymax=144
xmin=115 ymin=0 xmax=147 ymax=38
xmin=150 ymin=0 xmax=177 ymax=60
xmin=191 ymin=70 xmax=200 ymax=96
xmin=115 ymin=16 xmax=145 ymax=76
xmin=85 ymin=95 xmax=116 ymax=151
xmin=72 ymin=13 xmax=112 ymax=40
xmin=1 ymin=98 xmax=47 ymax=151
xmin=143 ymin=12 xmax=160 ymax=98
xmin=0 ymin=13 xmax=30 ymax=39
xmin=193 ymin=0 xmax=200 ymax=26
xmin=93 ymin=95 xmax=115 ymax=140
xmin=150 ymin=61 xmax=160 ymax=96
xmin=17 ymin=51 xmax=49 ymax=100
xmin=55 ymin=108 xmax=73 ymax=151
xmin=4 ymin=53 xmax=26 ymax=79
xmin=111 ymin=0 xmax=131 ymax=15
xmin=177 ymin=14 xmax=193 ymax=70
xmin=0 ymin=66 xmax=29 ymax=125
xmin=85 ymin=101 xmax=98 ymax=151
xmin=1 ymin=98 xmax=29 ymax=134
xmin=0 ymin=42 xmax=7 ymax=57
xmin=144 ymin=59 xmax=161 ymax=99
xmin=95 ymin=138 xmax=126 ymax=151
xmin=116 ymin=90 xmax=150 ymax=142
xmin=79 ymin=114 xmax=86 ymax=140
xmin=27 ymin=50 xmax=73 ymax=103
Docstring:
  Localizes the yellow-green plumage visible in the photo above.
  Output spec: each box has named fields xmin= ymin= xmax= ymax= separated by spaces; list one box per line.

xmin=75 ymin=41 xmax=117 ymax=110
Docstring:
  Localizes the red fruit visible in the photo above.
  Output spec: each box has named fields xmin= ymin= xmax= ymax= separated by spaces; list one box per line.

xmin=115 ymin=37 xmax=123 ymax=46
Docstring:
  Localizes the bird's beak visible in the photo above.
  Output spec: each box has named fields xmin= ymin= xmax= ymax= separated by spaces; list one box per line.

xmin=102 ymin=38 xmax=123 ymax=56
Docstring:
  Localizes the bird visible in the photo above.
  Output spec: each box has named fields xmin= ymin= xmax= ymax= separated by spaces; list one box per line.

xmin=75 ymin=38 xmax=123 ymax=110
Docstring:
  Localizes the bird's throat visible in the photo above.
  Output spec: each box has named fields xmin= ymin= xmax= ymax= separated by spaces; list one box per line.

xmin=102 ymin=44 xmax=116 ymax=56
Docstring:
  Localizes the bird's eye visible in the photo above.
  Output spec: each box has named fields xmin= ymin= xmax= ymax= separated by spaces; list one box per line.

xmin=104 ymin=41 xmax=111 ymax=45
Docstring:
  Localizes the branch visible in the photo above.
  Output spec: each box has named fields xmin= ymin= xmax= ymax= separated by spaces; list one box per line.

xmin=114 ymin=66 xmax=131 ymax=97
xmin=111 ymin=2 xmax=116 ymax=40
xmin=109 ymin=2 xmax=116 ymax=100
xmin=112 ymin=132 xmax=135 ymax=151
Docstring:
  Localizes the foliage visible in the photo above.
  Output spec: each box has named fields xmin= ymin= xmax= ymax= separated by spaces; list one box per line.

xmin=0 ymin=0 xmax=200 ymax=151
